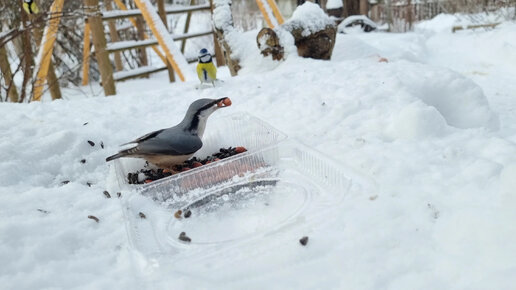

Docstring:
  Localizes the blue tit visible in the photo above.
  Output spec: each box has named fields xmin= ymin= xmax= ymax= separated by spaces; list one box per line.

xmin=23 ymin=0 xmax=39 ymax=15
xmin=196 ymin=48 xmax=217 ymax=86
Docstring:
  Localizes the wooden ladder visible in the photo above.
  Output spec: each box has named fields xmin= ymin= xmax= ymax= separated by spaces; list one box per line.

xmin=82 ymin=0 xmax=224 ymax=95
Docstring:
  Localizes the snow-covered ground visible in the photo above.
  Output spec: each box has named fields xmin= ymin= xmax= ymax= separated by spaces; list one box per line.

xmin=1 ymin=14 xmax=516 ymax=289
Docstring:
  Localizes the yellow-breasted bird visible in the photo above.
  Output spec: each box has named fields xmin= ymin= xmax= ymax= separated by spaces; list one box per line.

xmin=23 ymin=0 xmax=39 ymax=15
xmin=196 ymin=48 xmax=217 ymax=86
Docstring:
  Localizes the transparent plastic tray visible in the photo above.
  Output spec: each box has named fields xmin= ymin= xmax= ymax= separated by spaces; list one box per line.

xmin=115 ymin=114 xmax=377 ymax=282
xmin=113 ymin=112 xmax=288 ymax=191
xmin=121 ymin=141 xmax=376 ymax=258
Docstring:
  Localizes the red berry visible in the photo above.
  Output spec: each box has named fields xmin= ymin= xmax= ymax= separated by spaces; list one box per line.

xmin=235 ymin=146 xmax=247 ymax=153
xmin=192 ymin=161 xmax=202 ymax=168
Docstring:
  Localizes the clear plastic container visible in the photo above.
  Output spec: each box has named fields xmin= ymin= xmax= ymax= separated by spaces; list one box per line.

xmin=113 ymin=112 xmax=288 ymax=191
xmin=121 ymin=140 xmax=377 ymax=255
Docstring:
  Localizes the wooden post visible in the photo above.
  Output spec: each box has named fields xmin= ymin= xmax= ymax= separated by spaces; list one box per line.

xmin=133 ymin=0 xmax=195 ymax=82
xmin=360 ymin=0 xmax=368 ymax=15
xmin=407 ymin=0 xmax=412 ymax=31
xmin=256 ymin=0 xmax=277 ymax=28
xmin=113 ymin=0 xmax=168 ymax=66
xmin=45 ymin=61 xmax=62 ymax=100
xmin=0 ymin=45 xmax=19 ymax=102
xmin=385 ymin=0 xmax=393 ymax=32
xmin=85 ymin=0 xmax=116 ymax=96
xmin=32 ymin=14 xmax=62 ymax=100
xmin=209 ymin=0 xmax=225 ymax=67
xmin=33 ymin=0 xmax=65 ymax=101
xmin=181 ymin=0 xmax=194 ymax=53
xmin=265 ymin=0 xmax=284 ymax=25
xmin=157 ymin=0 xmax=175 ymax=82
xmin=82 ymin=20 xmax=91 ymax=86
xmin=106 ymin=0 xmax=123 ymax=71
xmin=135 ymin=17 xmax=149 ymax=67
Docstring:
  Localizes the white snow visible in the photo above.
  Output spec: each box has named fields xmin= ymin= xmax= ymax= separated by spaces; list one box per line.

xmin=326 ymin=0 xmax=343 ymax=10
xmin=284 ymin=2 xmax=335 ymax=36
xmin=2 ymin=11 xmax=516 ymax=290
xmin=338 ymin=15 xmax=378 ymax=32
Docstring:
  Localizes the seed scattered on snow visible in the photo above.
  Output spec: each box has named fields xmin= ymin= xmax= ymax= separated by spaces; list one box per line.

xmin=369 ymin=195 xmax=378 ymax=201
xmin=299 ymin=236 xmax=309 ymax=246
xmin=103 ymin=191 xmax=111 ymax=198
xmin=88 ymin=215 xmax=99 ymax=223
xmin=178 ymin=232 xmax=191 ymax=242
xmin=117 ymin=192 xmax=121 ymax=198
xmin=61 ymin=180 xmax=70 ymax=185
xmin=139 ymin=212 xmax=146 ymax=219
xmin=174 ymin=210 xmax=182 ymax=219
xmin=87 ymin=140 xmax=95 ymax=147
xmin=80 ymin=159 xmax=86 ymax=164
xmin=37 ymin=209 xmax=50 ymax=214
xmin=184 ymin=209 xmax=192 ymax=218
xmin=100 ymin=141 xmax=104 ymax=149
xmin=83 ymin=122 xmax=88 ymax=126
xmin=86 ymin=182 xmax=93 ymax=187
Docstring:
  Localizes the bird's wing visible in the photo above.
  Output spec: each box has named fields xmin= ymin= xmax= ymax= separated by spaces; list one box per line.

xmin=207 ymin=63 xmax=217 ymax=79
xmin=120 ymin=128 xmax=165 ymax=146
xmin=135 ymin=132 xmax=203 ymax=156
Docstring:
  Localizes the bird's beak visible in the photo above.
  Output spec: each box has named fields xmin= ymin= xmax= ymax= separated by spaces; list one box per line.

xmin=216 ymin=97 xmax=232 ymax=108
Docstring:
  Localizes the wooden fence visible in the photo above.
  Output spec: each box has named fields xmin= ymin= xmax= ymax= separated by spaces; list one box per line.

xmin=369 ymin=0 xmax=514 ymax=32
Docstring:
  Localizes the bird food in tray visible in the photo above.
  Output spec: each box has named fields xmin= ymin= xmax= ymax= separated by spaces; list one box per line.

xmin=113 ymin=112 xmax=288 ymax=192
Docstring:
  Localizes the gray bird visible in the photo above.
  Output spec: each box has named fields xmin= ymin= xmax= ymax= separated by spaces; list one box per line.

xmin=106 ymin=97 xmax=232 ymax=168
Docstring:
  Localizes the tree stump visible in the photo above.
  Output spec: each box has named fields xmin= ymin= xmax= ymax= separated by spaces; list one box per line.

xmin=212 ymin=0 xmax=241 ymax=76
xmin=256 ymin=28 xmax=284 ymax=61
xmin=257 ymin=2 xmax=337 ymax=61
xmin=287 ymin=25 xmax=336 ymax=60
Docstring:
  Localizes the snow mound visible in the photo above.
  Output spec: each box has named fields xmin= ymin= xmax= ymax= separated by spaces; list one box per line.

xmin=392 ymin=61 xmax=499 ymax=130
xmin=416 ymin=13 xmax=457 ymax=33
xmin=330 ymin=36 xmax=380 ymax=61
xmin=500 ymin=163 xmax=516 ymax=199
xmin=385 ymin=102 xmax=447 ymax=140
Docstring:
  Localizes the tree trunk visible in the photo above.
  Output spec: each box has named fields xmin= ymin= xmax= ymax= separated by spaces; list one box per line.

xmin=212 ymin=0 xmax=241 ymax=76
xmin=32 ymin=15 xmax=62 ymax=100
xmin=0 ymin=45 xmax=19 ymax=102
xmin=210 ymin=0 xmax=225 ymax=67
xmin=407 ymin=0 xmax=412 ymax=30
xmin=157 ymin=0 xmax=175 ymax=82
xmin=85 ymin=0 xmax=116 ymax=96
xmin=344 ymin=0 xmax=360 ymax=17
xmin=20 ymin=3 xmax=33 ymax=102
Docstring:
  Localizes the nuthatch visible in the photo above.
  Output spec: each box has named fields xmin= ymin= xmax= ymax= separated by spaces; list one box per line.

xmin=196 ymin=48 xmax=217 ymax=86
xmin=106 ymin=97 xmax=232 ymax=168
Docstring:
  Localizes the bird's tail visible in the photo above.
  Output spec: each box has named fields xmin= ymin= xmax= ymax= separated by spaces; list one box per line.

xmin=106 ymin=152 xmax=125 ymax=162
xmin=106 ymin=146 xmax=140 ymax=162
